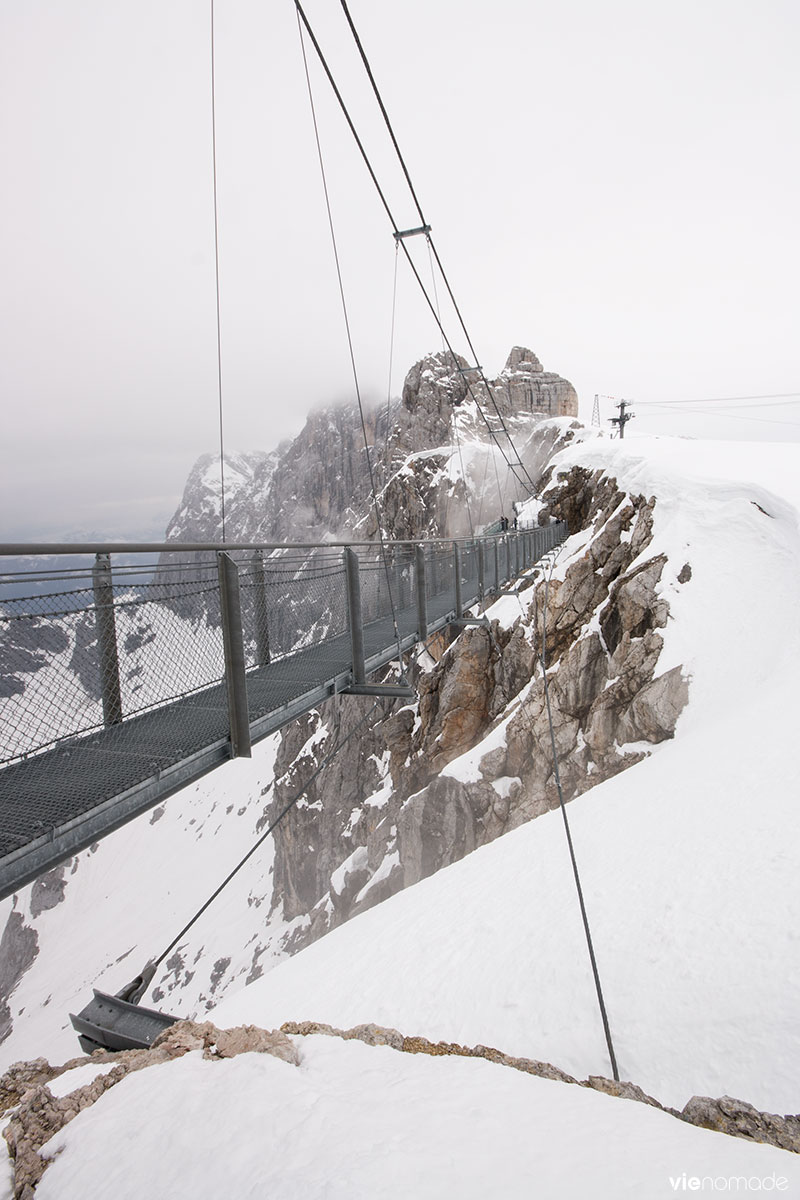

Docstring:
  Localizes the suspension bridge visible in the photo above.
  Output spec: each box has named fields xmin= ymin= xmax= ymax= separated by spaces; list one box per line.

xmin=0 ymin=0 xmax=620 ymax=1071
xmin=0 ymin=523 xmax=566 ymax=902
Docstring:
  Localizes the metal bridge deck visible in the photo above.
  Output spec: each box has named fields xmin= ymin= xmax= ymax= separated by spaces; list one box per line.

xmin=0 ymin=580 xmax=460 ymax=897
xmin=0 ymin=524 xmax=567 ymax=899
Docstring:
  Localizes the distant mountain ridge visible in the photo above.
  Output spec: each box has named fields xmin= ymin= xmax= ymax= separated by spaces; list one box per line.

xmin=161 ymin=346 xmax=578 ymax=549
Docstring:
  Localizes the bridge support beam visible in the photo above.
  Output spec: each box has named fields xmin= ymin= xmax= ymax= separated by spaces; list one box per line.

xmin=252 ymin=551 xmax=271 ymax=666
xmin=92 ymin=554 xmax=122 ymax=727
xmin=416 ymin=545 xmax=428 ymax=640
xmin=218 ymin=553 xmax=251 ymax=759
xmin=344 ymin=547 xmax=366 ymax=686
xmin=453 ymin=542 xmax=463 ymax=617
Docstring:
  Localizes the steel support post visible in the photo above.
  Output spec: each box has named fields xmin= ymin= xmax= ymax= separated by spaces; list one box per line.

xmin=478 ymin=540 xmax=485 ymax=600
xmin=494 ymin=539 xmax=500 ymax=593
xmin=453 ymin=542 xmax=463 ymax=617
xmin=416 ymin=545 xmax=428 ymax=640
xmin=344 ymin=547 xmax=366 ymax=686
xmin=92 ymin=553 xmax=122 ymax=727
xmin=252 ymin=550 xmax=271 ymax=666
xmin=218 ymin=552 xmax=252 ymax=759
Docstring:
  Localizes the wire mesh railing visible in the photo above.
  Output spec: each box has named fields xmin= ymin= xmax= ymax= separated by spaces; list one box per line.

xmin=0 ymin=524 xmax=567 ymax=772
xmin=0 ymin=524 xmax=568 ymax=894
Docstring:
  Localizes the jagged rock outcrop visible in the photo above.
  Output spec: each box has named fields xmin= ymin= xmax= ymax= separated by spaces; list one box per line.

xmin=1 ymin=1023 xmax=794 ymax=1196
xmin=164 ymin=449 xmax=283 ymax=545
xmin=266 ymin=696 xmax=395 ymax=934
xmin=680 ymin=1095 xmax=800 ymax=1154
xmin=488 ymin=346 xmax=578 ymax=419
xmin=0 ymin=1021 xmax=300 ymax=1197
xmin=395 ymin=469 xmax=689 ymax=887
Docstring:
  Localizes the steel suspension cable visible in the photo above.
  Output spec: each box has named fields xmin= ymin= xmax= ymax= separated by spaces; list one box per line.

xmin=426 ymin=235 xmax=446 ymax=355
xmin=124 ymin=699 xmax=384 ymax=1003
xmin=538 ymin=553 xmax=619 ymax=1081
xmin=384 ymin=241 xmax=400 ymax=463
xmin=292 ymin=0 xmax=533 ymax=503
xmin=335 ymin=0 xmax=537 ymax=496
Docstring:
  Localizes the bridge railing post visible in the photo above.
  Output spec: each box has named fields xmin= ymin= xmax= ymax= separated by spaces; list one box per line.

xmin=252 ymin=550 xmax=271 ymax=666
xmin=493 ymin=539 xmax=500 ymax=593
xmin=415 ymin=545 xmax=428 ymax=640
xmin=453 ymin=542 xmax=463 ymax=617
xmin=344 ymin=547 xmax=366 ymax=686
xmin=92 ymin=553 xmax=123 ymax=727
xmin=478 ymin=539 xmax=485 ymax=600
xmin=218 ymin=552 xmax=252 ymax=759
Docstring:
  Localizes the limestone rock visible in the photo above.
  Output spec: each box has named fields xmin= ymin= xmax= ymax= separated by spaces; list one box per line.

xmin=0 ymin=1059 xmax=55 ymax=1117
xmin=212 ymin=1025 xmax=300 ymax=1066
xmin=681 ymin=1094 xmax=800 ymax=1154
xmin=0 ymin=914 xmax=38 ymax=1047
xmin=584 ymin=1074 xmax=669 ymax=1111
xmin=399 ymin=775 xmax=484 ymax=885
xmin=264 ymin=459 xmax=689 ymax=961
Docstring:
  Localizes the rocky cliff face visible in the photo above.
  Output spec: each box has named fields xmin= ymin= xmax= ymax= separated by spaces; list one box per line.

xmin=162 ymin=346 xmax=578 ymax=551
xmin=164 ymin=450 xmax=283 ymax=545
xmin=488 ymin=345 xmax=579 ymax=420
xmin=256 ymin=463 xmax=688 ymax=960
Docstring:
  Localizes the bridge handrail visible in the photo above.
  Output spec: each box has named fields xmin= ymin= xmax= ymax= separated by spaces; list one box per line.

xmin=0 ymin=523 xmax=568 ymax=769
xmin=0 ymin=521 xmax=569 ymax=896
xmin=0 ymin=530 xmax=560 ymax=556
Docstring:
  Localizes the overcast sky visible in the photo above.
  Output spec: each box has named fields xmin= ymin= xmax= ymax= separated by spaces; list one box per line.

xmin=1 ymin=0 xmax=798 ymax=541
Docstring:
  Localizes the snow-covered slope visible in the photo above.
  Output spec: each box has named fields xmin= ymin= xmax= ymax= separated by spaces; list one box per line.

xmin=28 ymin=1036 xmax=800 ymax=1200
xmin=199 ymin=433 xmax=799 ymax=1113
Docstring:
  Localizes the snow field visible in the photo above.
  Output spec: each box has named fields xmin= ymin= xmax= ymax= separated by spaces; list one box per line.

xmin=31 ymin=1037 xmax=800 ymax=1200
